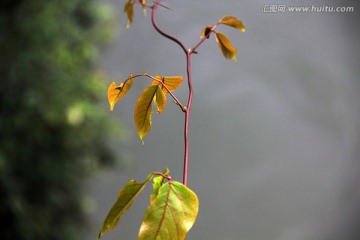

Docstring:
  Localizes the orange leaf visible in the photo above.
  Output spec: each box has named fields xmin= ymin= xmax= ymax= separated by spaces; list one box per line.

xmin=215 ymin=32 xmax=237 ymax=61
xmin=152 ymin=76 xmax=184 ymax=94
xmin=219 ymin=15 xmax=246 ymax=32
xmin=108 ymin=74 xmax=134 ymax=112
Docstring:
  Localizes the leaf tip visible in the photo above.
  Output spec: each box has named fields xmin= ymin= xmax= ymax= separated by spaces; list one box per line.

xmin=109 ymin=103 xmax=115 ymax=112
xmin=98 ymin=230 xmax=104 ymax=240
xmin=139 ymin=135 xmax=145 ymax=145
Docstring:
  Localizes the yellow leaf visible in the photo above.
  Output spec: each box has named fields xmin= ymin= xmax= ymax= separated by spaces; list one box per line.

xmin=134 ymin=85 xmax=158 ymax=143
xmin=107 ymin=74 xmax=134 ymax=112
xmin=219 ymin=15 xmax=246 ymax=32
xmin=152 ymin=75 xmax=184 ymax=94
xmin=154 ymin=85 xmax=166 ymax=113
xmin=201 ymin=25 xmax=212 ymax=38
xmin=124 ymin=0 xmax=134 ymax=29
xmin=215 ymin=32 xmax=237 ymax=61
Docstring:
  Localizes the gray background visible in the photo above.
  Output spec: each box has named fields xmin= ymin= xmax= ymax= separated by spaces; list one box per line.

xmin=86 ymin=1 xmax=360 ymax=239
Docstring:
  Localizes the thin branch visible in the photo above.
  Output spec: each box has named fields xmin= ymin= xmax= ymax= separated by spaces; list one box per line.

xmin=189 ymin=23 xmax=220 ymax=54
xmin=151 ymin=1 xmax=172 ymax=10
xmin=154 ymin=171 xmax=172 ymax=181
xmin=145 ymin=73 xmax=187 ymax=112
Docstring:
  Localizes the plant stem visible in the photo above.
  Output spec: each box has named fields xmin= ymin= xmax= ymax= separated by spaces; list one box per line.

xmin=151 ymin=0 xmax=212 ymax=186
xmin=190 ymin=23 xmax=219 ymax=54
xmin=183 ymin=51 xmax=193 ymax=186
xmin=151 ymin=0 xmax=211 ymax=186
xmin=152 ymin=0 xmax=191 ymax=186
xmin=151 ymin=1 xmax=187 ymax=54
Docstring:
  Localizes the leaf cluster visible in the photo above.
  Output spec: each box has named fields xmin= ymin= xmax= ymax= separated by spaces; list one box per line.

xmin=98 ymin=169 xmax=199 ymax=240
xmin=201 ymin=16 xmax=246 ymax=60
xmin=108 ymin=74 xmax=183 ymax=143
xmin=124 ymin=0 xmax=148 ymax=28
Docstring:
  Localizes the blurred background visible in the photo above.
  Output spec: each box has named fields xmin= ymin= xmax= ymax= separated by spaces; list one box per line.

xmin=1 ymin=0 xmax=359 ymax=240
xmin=0 ymin=0 xmax=122 ymax=239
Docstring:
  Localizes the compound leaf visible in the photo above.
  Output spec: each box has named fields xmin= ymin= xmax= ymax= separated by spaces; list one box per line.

xmin=138 ymin=181 xmax=199 ymax=240
xmin=108 ymin=74 xmax=134 ymax=112
xmin=219 ymin=15 xmax=246 ymax=32
xmin=152 ymin=76 xmax=184 ymax=94
xmin=124 ymin=0 xmax=134 ymax=28
xmin=98 ymin=172 xmax=155 ymax=239
xmin=215 ymin=32 xmax=237 ymax=61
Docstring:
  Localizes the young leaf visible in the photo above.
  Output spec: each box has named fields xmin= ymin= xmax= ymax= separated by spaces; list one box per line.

xmin=215 ymin=32 xmax=237 ymax=61
xmin=138 ymin=181 xmax=199 ymax=240
xmin=219 ymin=15 xmax=246 ymax=32
xmin=141 ymin=0 xmax=147 ymax=15
xmin=152 ymin=76 xmax=184 ymax=94
xmin=98 ymin=172 xmax=155 ymax=239
xmin=107 ymin=74 xmax=134 ymax=111
xmin=134 ymin=85 xmax=164 ymax=143
xmin=201 ymin=25 xmax=212 ymax=38
xmin=124 ymin=0 xmax=134 ymax=29
xmin=151 ymin=168 xmax=170 ymax=202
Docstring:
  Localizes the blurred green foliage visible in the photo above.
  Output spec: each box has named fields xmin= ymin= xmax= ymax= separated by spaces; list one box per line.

xmin=0 ymin=0 xmax=119 ymax=239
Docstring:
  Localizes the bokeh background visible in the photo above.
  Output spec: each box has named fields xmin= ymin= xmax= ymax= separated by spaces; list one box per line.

xmin=2 ymin=0 xmax=360 ymax=240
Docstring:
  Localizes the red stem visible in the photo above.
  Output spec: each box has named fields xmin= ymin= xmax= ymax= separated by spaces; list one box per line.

xmin=151 ymin=1 xmax=187 ymax=55
xmin=183 ymin=52 xmax=193 ymax=186
xmin=151 ymin=0 xmax=205 ymax=186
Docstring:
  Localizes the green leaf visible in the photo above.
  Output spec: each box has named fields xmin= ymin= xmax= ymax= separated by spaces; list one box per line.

xmin=219 ymin=15 xmax=246 ymax=32
xmin=215 ymin=32 xmax=237 ymax=61
xmin=138 ymin=181 xmax=199 ymax=240
xmin=107 ymin=73 xmax=134 ymax=112
xmin=98 ymin=173 xmax=155 ymax=239
xmin=151 ymin=168 xmax=170 ymax=201
xmin=124 ymin=0 xmax=134 ymax=29
xmin=134 ymin=85 xmax=164 ymax=143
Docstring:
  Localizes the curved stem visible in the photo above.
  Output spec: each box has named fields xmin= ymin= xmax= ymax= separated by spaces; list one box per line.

xmin=151 ymin=0 xmax=187 ymax=54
